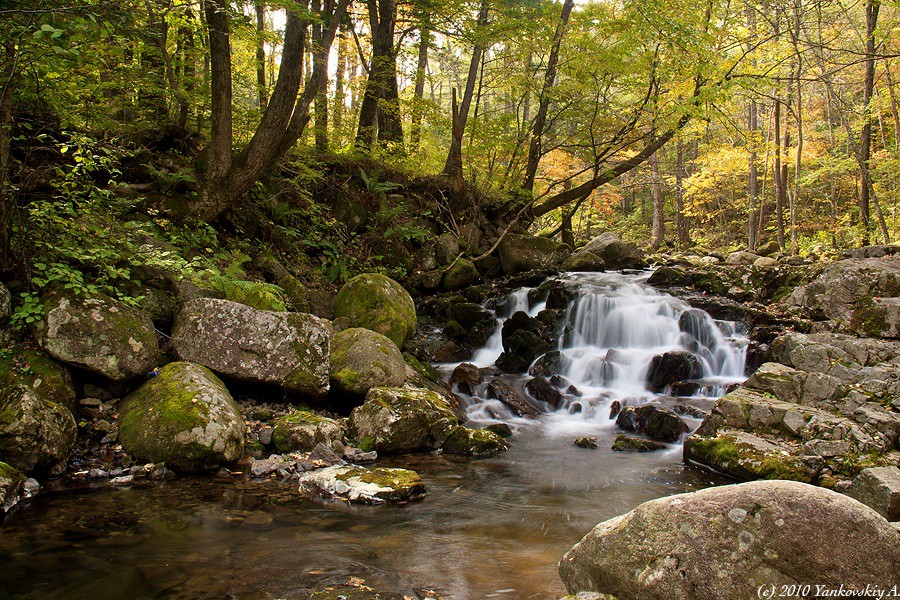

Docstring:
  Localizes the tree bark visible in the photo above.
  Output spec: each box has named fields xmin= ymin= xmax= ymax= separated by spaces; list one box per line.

xmin=255 ymin=2 xmax=268 ymax=109
xmin=355 ymin=0 xmax=402 ymax=150
xmin=675 ymin=138 xmax=689 ymax=245
xmin=332 ymin=23 xmax=348 ymax=138
xmin=859 ymin=0 xmax=880 ymax=245
xmin=522 ymin=0 xmax=575 ymax=192
xmin=650 ymin=147 xmax=665 ymax=249
xmin=410 ymin=18 xmax=430 ymax=151
xmin=312 ymin=0 xmax=328 ymax=151
xmin=0 ymin=40 xmax=16 ymax=272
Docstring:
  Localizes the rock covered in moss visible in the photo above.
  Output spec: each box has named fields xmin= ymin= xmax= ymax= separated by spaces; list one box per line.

xmin=273 ymin=409 xmax=344 ymax=453
xmin=561 ymin=250 xmax=605 ymax=272
xmin=442 ymin=259 xmax=480 ymax=291
xmin=278 ymin=274 xmax=311 ymax=313
xmin=348 ymin=386 xmax=458 ymax=454
xmin=298 ymin=465 xmax=426 ymax=504
xmin=118 ymin=362 xmax=246 ymax=472
xmin=330 ymin=328 xmax=406 ymax=395
xmin=442 ymin=426 xmax=508 ymax=456
xmin=580 ymin=232 xmax=644 ymax=270
xmin=0 ymin=461 xmax=25 ymax=514
xmin=38 ymin=293 xmax=159 ymax=381
xmin=0 ymin=347 xmax=76 ymax=412
xmin=611 ymin=434 xmax=666 ymax=452
xmin=332 ymin=274 xmax=416 ymax=349
xmin=559 ymin=480 xmax=900 ymax=599
xmin=171 ymin=298 xmax=331 ymax=399
xmin=0 ymin=385 xmax=76 ymax=473
xmin=499 ymin=234 xmax=566 ymax=275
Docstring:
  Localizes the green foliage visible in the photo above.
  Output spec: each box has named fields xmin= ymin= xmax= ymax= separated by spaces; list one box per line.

xmin=358 ymin=169 xmax=399 ymax=200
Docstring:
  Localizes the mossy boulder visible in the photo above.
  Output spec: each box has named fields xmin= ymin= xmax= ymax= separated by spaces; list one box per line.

xmin=330 ymin=328 xmax=406 ymax=396
xmin=38 ymin=293 xmax=159 ymax=381
xmin=499 ymin=233 xmax=566 ymax=275
xmin=684 ymin=430 xmax=818 ymax=483
xmin=756 ymin=240 xmax=781 ymax=256
xmin=561 ymin=250 xmax=605 ymax=272
xmin=442 ymin=259 xmax=480 ymax=291
xmin=333 ymin=274 xmax=416 ymax=349
xmin=0 ymin=347 xmax=76 ymax=413
xmin=118 ymin=362 xmax=246 ymax=472
xmin=272 ymin=409 xmax=344 ymax=453
xmin=298 ymin=465 xmax=426 ymax=504
xmin=0 ymin=461 xmax=24 ymax=514
xmin=580 ymin=232 xmax=644 ymax=270
xmin=559 ymin=480 xmax=900 ymax=599
xmin=171 ymin=298 xmax=331 ymax=399
xmin=0 ymin=384 xmax=76 ymax=473
xmin=348 ymin=386 xmax=458 ymax=454
xmin=278 ymin=274 xmax=311 ymax=313
xmin=441 ymin=426 xmax=508 ymax=456
xmin=611 ymin=434 xmax=667 ymax=452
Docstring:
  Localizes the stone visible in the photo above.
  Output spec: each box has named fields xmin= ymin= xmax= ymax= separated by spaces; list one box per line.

xmin=496 ymin=311 xmax=552 ymax=373
xmin=0 ymin=347 xmax=76 ymax=413
xmin=525 ymin=376 xmax=563 ymax=407
xmin=449 ymin=363 xmax=484 ymax=395
xmin=486 ymin=423 xmax=513 ymax=438
xmin=298 ymin=465 xmax=426 ymax=504
xmin=755 ymin=240 xmax=781 ymax=256
xmin=38 ymin=293 xmax=159 ymax=381
xmin=441 ymin=426 xmax=508 ymax=456
xmin=574 ymin=437 xmax=598 ymax=449
xmin=171 ymin=298 xmax=331 ymax=399
xmin=615 ymin=405 xmax=689 ymax=443
xmin=329 ymin=328 xmax=406 ymax=396
xmin=529 ymin=350 xmax=562 ymax=377
xmin=499 ymin=233 xmax=566 ymax=275
xmin=847 ymin=466 xmax=900 ymax=521
xmin=442 ymin=259 xmax=480 ymax=291
xmin=486 ymin=379 xmax=543 ymax=418
xmin=684 ymin=430 xmax=819 ymax=483
xmin=580 ymin=232 xmax=644 ymax=270
xmin=753 ymin=256 xmax=778 ymax=268
xmin=0 ymin=384 xmax=76 ymax=473
xmin=559 ymin=480 xmax=900 ymax=599
xmin=647 ymin=266 xmax=689 ymax=288
xmin=257 ymin=426 xmax=274 ymax=446
xmin=645 ymin=351 xmax=703 ymax=393
xmin=333 ymin=274 xmax=416 ymax=349
xmin=725 ymin=250 xmax=761 ymax=265
xmin=434 ymin=232 xmax=460 ymax=265
xmin=0 ymin=461 xmax=24 ymax=514
xmin=0 ymin=282 xmax=10 ymax=322
xmin=611 ymin=434 xmax=667 ymax=452
xmin=562 ymin=250 xmax=605 ymax=272
xmin=118 ymin=362 xmax=246 ymax=472
xmin=277 ymin=274 xmax=311 ymax=313
xmin=272 ymin=410 xmax=344 ymax=453
xmin=348 ymin=386 xmax=458 ymax=454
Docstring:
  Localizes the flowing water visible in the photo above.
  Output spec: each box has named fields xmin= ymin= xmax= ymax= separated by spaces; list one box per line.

xmin=0 ymin=271 xmax=745 ymax=600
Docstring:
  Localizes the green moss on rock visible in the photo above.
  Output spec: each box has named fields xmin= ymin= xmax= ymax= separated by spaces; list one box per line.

xmin=272 ymin=409 xmax=343 ymax=453
xmin=442 ymin=426 xmax=508 ymax=456
xmin=333 ymin=274 xmax=416 ymax=349
xmin=329 ymin=328 xmax=406 ymax=395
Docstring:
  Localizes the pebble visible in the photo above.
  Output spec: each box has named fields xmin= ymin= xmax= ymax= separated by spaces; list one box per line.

xmin=257 ymin=426 xmax=273 ymax=446
xmin=110 ymin=475 xmax=134 ymax=486
xmin=22 ymin=478 xmax=40 ymax=498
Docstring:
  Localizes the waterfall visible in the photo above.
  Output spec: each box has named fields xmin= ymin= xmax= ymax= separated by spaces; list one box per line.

xmin=449 ymin=271 xmax=748 ymax=428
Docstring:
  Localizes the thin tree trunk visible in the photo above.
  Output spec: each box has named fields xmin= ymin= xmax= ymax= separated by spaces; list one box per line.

xmin=410 ymin=18 xmax=430 ymax=151
xmin=790 ymin=0 xmax=801 ymax=255
xmin=746 ymin=1 xmax=758 ymax=250
xmin=0 ymin=41 xmax=15 ymax=272
xmin=773 ymin=97 xmax=784 ymax=250
xmin=333 ymin=23 xmax=347 ymax=139
xmin=522 ymin=0 xmax=575 ymax=192
xmin=255 ymin=2 xmax=268 ymax=108
xmin=859 ymin=0 xmax=880 ymax=245
xmin=312 ymin=0 xmax=328 ymax=151
xmin=651 ymin=148 xmax=665 ymax=249
xmin=675 ymin=138 xmax=689 ymax=245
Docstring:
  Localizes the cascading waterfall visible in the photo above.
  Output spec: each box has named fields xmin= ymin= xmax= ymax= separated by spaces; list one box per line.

xmin=451 ymin=271 xmax=748 ymax=430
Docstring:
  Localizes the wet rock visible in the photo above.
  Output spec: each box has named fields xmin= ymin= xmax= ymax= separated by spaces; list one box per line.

xmin=611 ymin=434 xmax=666 ymax=452
xmin=343 ymin=447 xmax=378 ymax=463
xmin=333 ymin=274 xmax=417 ymax=349
xmin=21 ymin=477 xmax=39 ymax=498
xmin=0 ymin=461 xmax=24 ymax=514
xmin=330 ymin=328 xmax=406 ymax=396
xmin=298 ymin=465 xmax=426 ymax=504
xmin=118 ymin=362 xmax=246 ymax=473
xmin=0 ymin=385 xmax=76 ymax=473
xmin=348 ymin=386 xmax=458 ymax=454
xmin=310 ymin=579 xmax=406 ymax=600
xmin=646 ymin=351 xmax=703 ymax=393
xmin=684 ymin=429 xmax=819 ymax=483
xmin=615 ymin=405 xmax=689 ymax=443
xmin=37 ymin=293 xmax=159 ymax=381
xmin=561 ymin=250 xmax=606 ymax=273
xmin=442 ymin=426 xmax=508 ymax=456
xmin=449 ymin=363 xmax=483 ymax=395
xmin=609 ymin=400 xmax=622 ymax=419
xmin=529 ymin=350 xmax=562 ymax=377
xmin=442 ymin=259 xmax=480 ymax=291
xmin=0 ymin=347 xmax=76 ymax=413
xmin=847 ymin=467 xmax=900 ymax=521
xmin=525 ymin=376 xmax=563 ymax=407
xmin=499 ymin=233 xmax=567 ymax=275
xmin=486 ymin=423 xmax=513 ymax=438
xmin=559 ymin=480 xmax=900 ymax=599
xmin=574 ymin=437 xmax=597 ymax=449
xmin=496 ymin=311 xmax=552 ymax=373
xmin=171 ymin=298 xmax=331 ymax=399
xmin=647 ymin=266 xmax=690 ymax=288
xmin=580 ymin=232 xmax=644 ymax=270
xmin=272 ymin=410 xmax=344 ymax=453
xmin=486 ymin=379 xmax=543 ymax=418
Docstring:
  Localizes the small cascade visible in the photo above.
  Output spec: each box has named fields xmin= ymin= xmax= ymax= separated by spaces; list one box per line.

xmin=449 ymin=271 xmax=748 ymax=429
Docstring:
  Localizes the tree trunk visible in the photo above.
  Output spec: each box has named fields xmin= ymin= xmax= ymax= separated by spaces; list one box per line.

xmin=355 ymin=0 xmax=402 ymax=150
xmin=748 ymin=96 xmax=759 ymax=250
xmin=651 ymin=148 xmax=665 ymax=249
xmin=0 ymin=41 xmax=15 ymax=272
xmin=773 ymin=97 xmax=785 ymax=250
xmin=255 ymin=2 xmax=268 ymax=109
xmin=789 ymin=0 xmax=801 ymax=255
xmin=332 ymin=23 xmax=347 ymax=139
xmin=312 ymin=0 xmax=328 ymax=151
xmin=675 ymin=138 xmax=689 ymax=245
xmin=443 ymin=0 xmax=489 ymax=177
xmin=410 ymin=19 xmax=430 ymax=151
xmin=522 ymin=0 xmax=575 ymax=192
xmin=446 ymin=89 xmax=464 ymax=195
xmin=859 ymin=0 xmax=880 ymax=245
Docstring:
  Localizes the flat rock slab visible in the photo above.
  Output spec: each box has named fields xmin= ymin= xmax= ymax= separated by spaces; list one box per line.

xmin=298 ymin=465 xmax=426 ymax=504
xmin=848 ymin=466 xmax=900 ymax=521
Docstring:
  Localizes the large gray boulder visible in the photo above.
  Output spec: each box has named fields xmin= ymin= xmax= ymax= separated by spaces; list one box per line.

xmin=580 ymin=232 xmax=644 ymax=270
xmin=171 ymin=298 xmax=331 ymax=399
xmin=332 ymin=274 xmax=416 ymax=349
xmin=499 ymin=233 xmax=566 ymax=275
xmin=38 ymin=293 xmax=159 ymax=381
xmin=272 ymin=409 xmax=344 ymax=453
xmin=559 ymin=480 xmax=900 ymax=599
xmin=330 ymin=327 xmax=406 ymax=396
xmin=348 ymin=386 xmax=458 ymax=454
xmin=847 ymin=466 xmax=900 ymax=521
xmin=118 ymin=362 xmax=245 ymax=472
xmin=0 ymin=385 xmax=76 ymax=473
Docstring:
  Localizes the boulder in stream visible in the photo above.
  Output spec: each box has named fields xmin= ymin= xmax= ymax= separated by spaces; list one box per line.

xmin=441 ymin=426 xmax=508 ymax=456
xmin=645 ymin=351 xmax=703 ymax=393
xmin=611 ymin=434 xmax=667 ymax=452
xmin=330 ymin=327 xmax=406 ymax=396
xmin=499 ymin=233 xmax=567 ymax=275
xmin=333 ymin=274 xmax=416 ymax=349
xmin=615 ymin=404 xmax=689 ymax=443
xmin=579 ymin=232 xmax=644 ymax=270
xmin=0 ymin=384 xmax=76 ymax=474
xmin=272 ymin=409 xmax=344 ymax=453
xmin=298 ymin=465 xmax=426 ymax=504
xmin=559 ymin=480 xmax=900 ymax=599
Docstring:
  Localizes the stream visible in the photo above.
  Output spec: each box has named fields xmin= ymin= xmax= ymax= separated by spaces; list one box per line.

xmin=0 ymin=271 xmax=745 ymax=599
